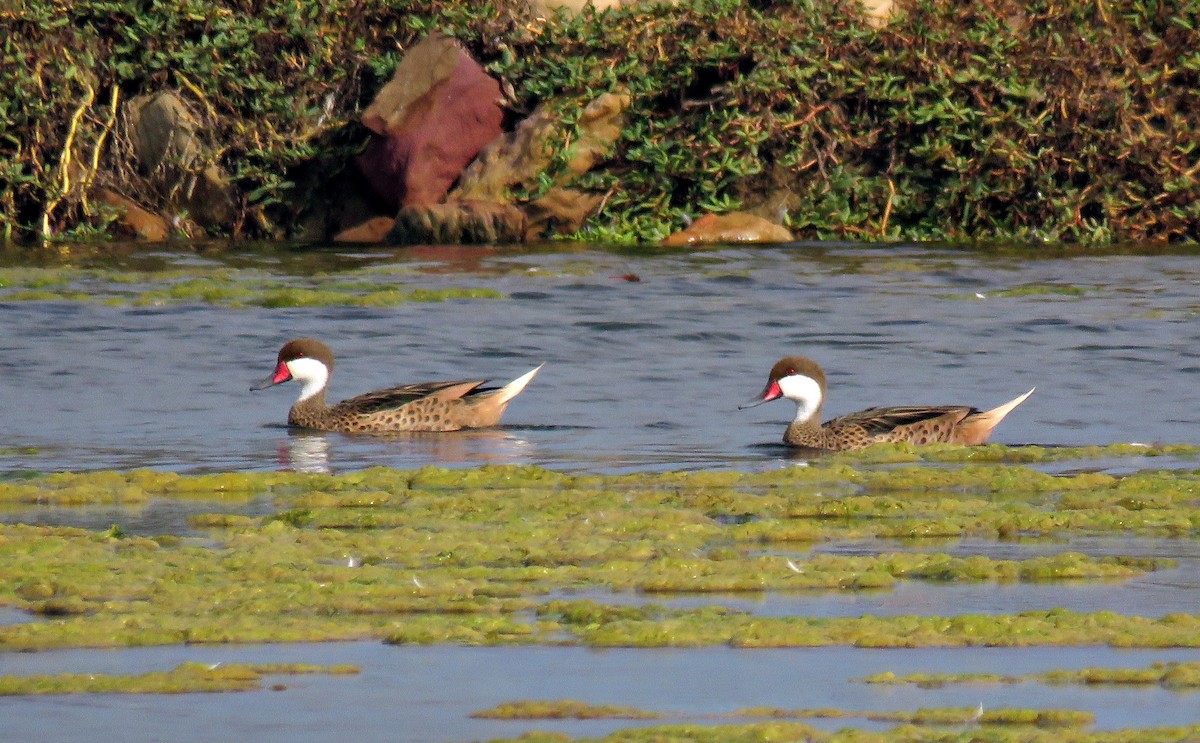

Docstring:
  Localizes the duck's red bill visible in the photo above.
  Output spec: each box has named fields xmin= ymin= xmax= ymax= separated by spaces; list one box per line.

xmin=250 ymin=362 xmax=292 ymax=391
xmin=738 ymin=380 xmax=782 ymax=409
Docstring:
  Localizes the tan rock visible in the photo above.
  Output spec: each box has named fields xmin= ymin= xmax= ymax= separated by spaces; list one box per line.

xmin=453 ymin=91 xmax=629 ymax=238
xmin=386 ymin=200 xmax=527 ymax=245
xmin=125 ymin=91 xmax=237 ymax=230
xmin=860 ymin=0 xmax=895 ymax=27
xmin=661 ymin=212 xmax=794 ymax=247
xmin=564 ymin=91 xmax=631 ymax=177
xmin=524 ymin=188 xmax=603 ymax=239
xmin=456 ymin=91 xmax=630 ymax=202
xmin=453 ymin=107 xmax=557 ymax=203
xmin=128 ymin=94 xmax=198 ymax=170
xmin=333 ymin=216 xmax=396 ymax=244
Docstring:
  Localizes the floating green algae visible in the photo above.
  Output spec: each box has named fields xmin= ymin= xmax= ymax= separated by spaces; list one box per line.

xmin=538 ymin=601 xmax=1200 ymax=649
xmin=0 ymin=447 xmax=39 ymax=457
xmin=0 ymin=662 xmax=358 ymax=695
xmin=822 ymin=441 xmax=1200 ymax=465
xmin=472 ymin=701 xmax=1091 ymax=727
xmin=0 ymin=460 xmax=1197 ymax=651
xmin=862 ymin=661 xmax=1200 ymax=690
xmin=473 ymin=700 xmax=662 ymax=720
xmin=489 ymin=722 xmax=1200 ymax=743
xmin=0 ymin=265 xmax=503 ymax=307
xmin=947 ymin=282 xmax=1091 ymax=300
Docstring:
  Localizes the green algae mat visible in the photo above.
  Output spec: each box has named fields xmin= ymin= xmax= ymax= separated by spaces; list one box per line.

xmin=0 ymin=264 xmax=503 ymax=307
xmin=2 ymin=450 xmax=1199 ymax=650
xmin=3 ymin=446 xmax=1200 ymax=741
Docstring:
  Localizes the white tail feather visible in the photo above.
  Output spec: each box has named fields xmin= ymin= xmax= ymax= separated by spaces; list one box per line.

xmin=986 ymin=387 xmax=1035 ymax=421
xmin=490 ymin=363 xmax=544 ymax=407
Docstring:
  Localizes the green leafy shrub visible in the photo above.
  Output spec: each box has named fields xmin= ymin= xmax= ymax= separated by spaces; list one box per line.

xmin=2 ymin=0 xmax=1198 ymax=244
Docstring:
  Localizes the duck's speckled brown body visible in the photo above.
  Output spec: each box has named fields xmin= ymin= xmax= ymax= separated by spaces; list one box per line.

xmin=743 ymin=355 xmax=1033 ymax=451
xmin=252 ymin=338 xmax=541 ymax=434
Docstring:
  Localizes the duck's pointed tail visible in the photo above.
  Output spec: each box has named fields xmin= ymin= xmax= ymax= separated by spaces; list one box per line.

xmin=491 ymin=363 xmax=544 ymax=408
xmin=958 ymin=387 xmax=1034 ymax=444
xmin=464 ymin=363 xmax=544 ymax=427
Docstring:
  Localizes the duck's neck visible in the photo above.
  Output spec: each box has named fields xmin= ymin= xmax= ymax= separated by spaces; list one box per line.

xmin=289 ymin=390 xmax=329 ymax=428
xmin=786 ymin=403 xmax=822 ymax=431
xmin=791 ymin=399 xmax=822 ymax=426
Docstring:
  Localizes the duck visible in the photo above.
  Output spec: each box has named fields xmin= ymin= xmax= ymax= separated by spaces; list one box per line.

xmin=251 ymin=337 xmax=542 ymax=433
xmin=741 ymin=355 xmax=1033 ymax=450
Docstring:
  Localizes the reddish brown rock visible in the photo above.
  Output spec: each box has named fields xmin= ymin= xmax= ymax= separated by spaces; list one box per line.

xmin=357 ymin=35 xmax=504 ymax=210
xmin=333 ymin=216 xmax=396 ymax=244
xmin=94 ymin=188 xmax=170 ymax=241
xmin=661 ymin=212 xmax=794 ymax=247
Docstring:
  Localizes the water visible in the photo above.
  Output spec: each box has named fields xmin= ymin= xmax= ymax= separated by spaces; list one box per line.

xmin=2 ymin=242 xmax=1200 ymax=741
xmin=1 ymin=644 xmax=1198 ymax=743
xmin=2 ymin=242 xmax=1199 ymax=474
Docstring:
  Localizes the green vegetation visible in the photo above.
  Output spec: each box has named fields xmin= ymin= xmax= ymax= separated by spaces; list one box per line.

xmin=3 ymin=0 xmax=1198 ymax=243
xmin=0 ymin=662 xmax=359 ymax=695
xmin=535 ymin=601 xmax=1200 ymax=649
xmin=489 ymin=722 xmax=1200 ymax=742
xmin=0 ymin=265 xmax=503 ymax=306
xmin=473 ymin=700 xmax=662 ymax=720
xmin=0 ymin=460 xmax=1197 ymax=651
xmin=475 ymin=701 xmax=1093 ymax=727
xmin=863 ymin=660 xmax=1200 ymax=689
xmin=1 ymin=456 xmax=1199 ymax=740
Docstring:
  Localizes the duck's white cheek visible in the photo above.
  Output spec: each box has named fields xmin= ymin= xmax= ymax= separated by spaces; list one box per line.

xmin=287 ymin=357 xmax=329 ymax=402
xmin=778 ymin=374 xmax=822 ymax=423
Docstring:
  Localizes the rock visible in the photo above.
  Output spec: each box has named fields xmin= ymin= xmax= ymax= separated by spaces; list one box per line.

xmin=124 ymin=91 xmax=237 ymax=230
xmin=94 ymin=188 xmax=170 ymax=241
xmin=456 ymin=91 xmax=629 ymax=201
xmin=386 ymin=201 xmax=527 ymax=245
xmin=357 ymin=35 xmax=504 ymax=209
xmin=128 ymin=92 xmax=202 ymax=171
xmin=860 ymin=0 xmax=895 ymax=27
xmin=453 ymin=91 xmax=630 ymax=238
xmin=523 ymin=188 xmax=603 ymax=239
xmin=453 ymin=106 xmax=556 ymax=203
xmin=333 ymin=216 xmax=396 ymax=243
xmin=562 ymin=91 xmax=630 ymax=177
xmin=661 ymin=212 xmax=794 ymax=246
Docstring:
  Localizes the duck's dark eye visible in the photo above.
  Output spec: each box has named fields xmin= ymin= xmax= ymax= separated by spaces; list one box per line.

xmin=787 ymin=368 xmax=795 ymax=376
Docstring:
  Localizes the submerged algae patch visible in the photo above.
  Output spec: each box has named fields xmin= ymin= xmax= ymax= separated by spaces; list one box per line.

xmin=0 ymin=662 xmax=359 ymax=695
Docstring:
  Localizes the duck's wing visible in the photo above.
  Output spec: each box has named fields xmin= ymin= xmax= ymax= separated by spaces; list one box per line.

xmin=337 ymin=379 xmax=490 ymax=413
xmin=832 ymin=405 xmax=975 ymax=435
